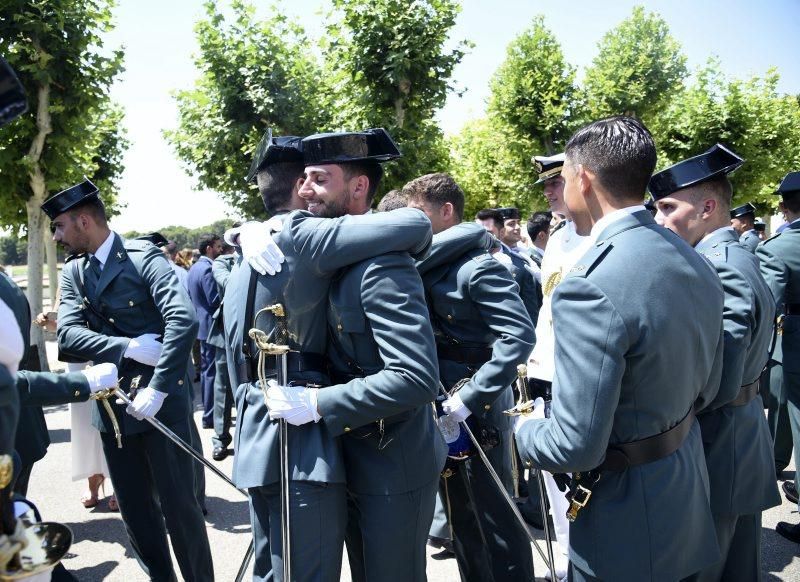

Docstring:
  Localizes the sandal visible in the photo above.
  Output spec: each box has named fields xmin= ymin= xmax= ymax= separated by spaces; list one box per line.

xmin=107 ymin=494 xmax=119 ymax=512
xmin=81 ymin=474 xmax=105 ymax=508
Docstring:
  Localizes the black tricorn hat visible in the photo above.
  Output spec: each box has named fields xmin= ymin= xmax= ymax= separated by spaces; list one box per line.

xmin=648 ymin=143 xmax=744 ymax=200
xmin=497 ymin=207 xmax=521 ymax=221
xmin=730 ymin=202 xmax=756 ymax=219
xmin=41 ymin=179 xmax=100 ymax=220
xmin=776 ymin=171 xmax=800 ymax=196
xmin=246 ymin=128 xmax=303 ymax=183
xmin=754 ymin=221 xmax=766 ymax=232
xmin=136 ymin=232 xmax=169 ymax=248
xmin=0 ymin=56 xmax=27 ymax=128
xmin=532 ymin=153 xmax=565 ymax=185
xmin=302 ymin=128 xmax=401 ymax=166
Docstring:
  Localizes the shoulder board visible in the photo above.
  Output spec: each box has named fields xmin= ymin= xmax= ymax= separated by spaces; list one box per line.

xmin=471 ymin=252 xmax=494 ymax=264
xmin=762 ymin=231 xmax=783 ymax=245
xmin=65 ymin=252 xmax=86 ymax=263
xmin=124 ymin=239 xmax=151 ymax=252
xmin=699 ymin=244 xmax=728 ymax=263
xmin=563 ymin=240 xmax=613 ymax=280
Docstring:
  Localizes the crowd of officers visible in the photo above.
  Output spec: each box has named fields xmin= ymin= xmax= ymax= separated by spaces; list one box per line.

xmin=1 ymin=53 xmax=800 ymax=582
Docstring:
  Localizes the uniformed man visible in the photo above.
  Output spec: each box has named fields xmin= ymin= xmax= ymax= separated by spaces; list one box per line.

xmin=525 ymin=211 xmax=552 ymax=270
xmin=524 ymin=151 xmax=597 ymax=581
xmin=731 ymin=202 xmax=760 ymax=253
xmin=43 ymin=180 xmax=214 ymax=581
xmin=267 ymin=129 xmax=446 ymax=582
xmin=651 ymin=143 xmax=780 ymax=581
xmin=223 ymin=129 xmax=435 ymax=581
xmin=514 ymin=116 xmax=725 ymax=581
xmin=756 ymin=171 xmax=800 ymax=542
xmin=754 ymin=220 xmax=767 ymax=241
xmin=405 ymin=173 xmax=536 ymax=582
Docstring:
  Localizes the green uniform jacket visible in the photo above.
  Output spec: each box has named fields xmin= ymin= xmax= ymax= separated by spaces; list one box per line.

xmin=739 ymin=229 xmax=760 ymax=254
xmin=515 ymin=211 xmax=725 ymax=581
xmin=696 ymin=228 xmax=780 ymax=515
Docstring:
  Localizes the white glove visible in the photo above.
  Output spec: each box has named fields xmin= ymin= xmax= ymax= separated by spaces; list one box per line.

xmin=126 ymin=386 xmax=167 ymax=420
xmin=266 ymin=380 xmax=321 ymax=426
xmin=513 ymin=397 xmax=546 ymax=434
xmin=239 ymin=221 xmax=285 ymax=276
xmin=442 ymin=393 xmax=471 ymax=423
xmin=0 ymin=519 xmax=27 ymax=574
xmin=124 ymin=333 xmax=162 ymax=367
xmin=0 ymin=299 xmax=24 ymax=375
xmin=80 ymin=363 xmax=118 ymax=393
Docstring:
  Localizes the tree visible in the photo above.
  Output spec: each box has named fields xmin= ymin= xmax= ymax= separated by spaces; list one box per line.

xmin=0 ymin=0 xmax=126 ymax=368
xmin=166 ymin=0 xmax=328 ymax=218
xmin=583 ymin=6 xmax=687 ymax=121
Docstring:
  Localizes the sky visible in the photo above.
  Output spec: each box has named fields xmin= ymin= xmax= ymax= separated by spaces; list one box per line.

xmin=104 ymin=0 xmax=800 ymax=233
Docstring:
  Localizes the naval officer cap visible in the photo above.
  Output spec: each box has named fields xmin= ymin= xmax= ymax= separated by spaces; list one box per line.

xmin=776 ymin=172 xmax=800 ymax=197
xmin=135 ymin=232 xmax=169 ymax=248
xmin=532 ymin=153 xmax=565 ymax=185
xmin=0 ymin=56 xmax=27 ymax=128
xmin=730 ymin=202 xmax=756 ymax=219
xmin=648 ymin=143 xmax=744 ymax=200
xmin=497 ymin=207 xmax=521 ymax=221
xmin=301 ymin=128 xmax=401 ymax=166
xmin=246 ymin=128 xmax=303 ymax=183
xmin=41 ymin=179 xmax=100 ymax=220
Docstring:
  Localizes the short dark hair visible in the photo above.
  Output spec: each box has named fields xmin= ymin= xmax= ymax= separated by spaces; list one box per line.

xmin=402 ymin=173 xmax=465 ymax=220
xmin=68 ymin=196 xmax=107 ymax=225
xmin=198 ymin=233 xmax=220 ymax=255
xmin=527 ymin=211 xmax=552 ymax=240
xmin=475 ymin=208 xmax=503 ymax=231
xmin=165 ymin=241 xmax=178 ymax=257
xmin=782 ymin=191 xmax=800 ymax=214
xmin=376 ymin=189 xmax=407 ymax=212
xmin=565 ymin=116 xmax=657 ymax=202
xmin=691 ymin=177 xmax=733 ymax=210
xmin=257 ymin=161 xmax=305 ymax=217
xmin=342 ymin=161 xmax=384 ymax=201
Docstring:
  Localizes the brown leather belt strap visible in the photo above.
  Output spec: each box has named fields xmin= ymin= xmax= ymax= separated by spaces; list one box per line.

xmin=436 ymin=343 xmax=492 ymax=366
xmin=598 ymin=407 xmax=696 ymax=472
xmin=785 ymin=303 xmax=800 ymax=316
xmin=728 ymin=380 xmax=760 ymax=407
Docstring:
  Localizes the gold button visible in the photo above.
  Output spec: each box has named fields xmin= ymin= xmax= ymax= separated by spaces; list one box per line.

xmin=446 ymin=314 xmax=453 ymax=321
xmin=74 ymin=390 xmax=80 ymax=397
xmin=526 ymin=460 xmax=532 ymax=467
xmin=109 ymin=317 xmax=115 ymax=323
xmin=484 ymin=404 xmax=491 ymax=410
xmin=337 ymin=323 xmax=343 ymax=331
xmin=129 ymin=300 xmax=134 ymax=307
xmin=344 ymin=426 xmax=351 ymax=432
xmin=178 ymin=379 xmax=184 ymax=386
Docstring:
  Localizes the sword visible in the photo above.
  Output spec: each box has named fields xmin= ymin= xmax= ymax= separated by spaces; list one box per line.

xmin=438 ymin=381 xmax=553 ymax=570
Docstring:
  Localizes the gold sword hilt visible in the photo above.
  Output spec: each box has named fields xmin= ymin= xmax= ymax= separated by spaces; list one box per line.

xmin=503 ymin=363 xmax=536 ymax=417
xmin=90 ymin=380 xmax=125 ymax=449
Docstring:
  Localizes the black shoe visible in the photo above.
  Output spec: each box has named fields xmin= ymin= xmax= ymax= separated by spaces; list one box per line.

xmin=776 ymin=521 xmax=800 ymax=543
xmin=782 ymin=481 xmax=798 ymax=504
xmin=212 ymin=446 xmax=229 ymax=461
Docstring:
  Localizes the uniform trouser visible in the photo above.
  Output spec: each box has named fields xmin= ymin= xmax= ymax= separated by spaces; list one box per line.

xmin=686 ymin=512 xmax=762 ymax=582
xmin=785 ymin=371 xmax=800 ymax=493
xmin=100 ymin=418 xmax=214 ymax=582
xmin=429 ymin=492 xmax=451 ymax=540
xmin=211 ymin=348 xmax=234 ymax=449
xmin=199 ymin=341 xmax=216 ymax=426
xmin=765 ymin=362 xmax=792 ymax=473
xmin=345 ymin=478 xmax=438 ymax=582
xmin=186 ymin=411 xmax=207 ymax=511
xmin=441 ymin=429 xmax=535 ymax=582
xmin=248 ymin=481 xmax=347 ymax=582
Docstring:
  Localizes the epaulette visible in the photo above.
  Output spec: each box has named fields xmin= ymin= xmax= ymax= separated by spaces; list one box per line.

xmin=124 ymin=239 xmax=151 ymax=252
xmin=699 ymin=244 xmax=728 ymax=263
xmin=563 ymin=240 xmax=613 ymax=280
xmin=65 ymin=252 xmax=86 ymax=263
xmin=471 ymin=252 xmax=494 ymax=264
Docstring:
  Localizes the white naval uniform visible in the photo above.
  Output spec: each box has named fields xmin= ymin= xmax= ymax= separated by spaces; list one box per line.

xmin=527 ymin=220 xmax=595 ymax=580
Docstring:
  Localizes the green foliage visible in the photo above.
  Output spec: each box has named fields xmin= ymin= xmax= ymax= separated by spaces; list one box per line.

xmin=0 ymin=0 xmax=127 ymax=228
xmin=583 ymin=6 xmax=686 ymax=120
xmin=168 ymin=0 xmax=467 ymax=210
xmin=123 ymin=218 xmax=237 ymax=250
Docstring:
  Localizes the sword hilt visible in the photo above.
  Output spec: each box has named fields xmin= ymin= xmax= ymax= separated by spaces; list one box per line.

xmin=90 ymin=383 xmax=124 ymax=448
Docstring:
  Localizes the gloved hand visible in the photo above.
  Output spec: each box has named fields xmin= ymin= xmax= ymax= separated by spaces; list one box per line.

xmin=513 ymin=397 xmax=546 ymax=434
xmin=0 ymin=519 xmax=27 ymax=574
xmin=126 ymin=386 xmax=167 ymax=421
xmin=80 ymin=363 xmax=119 ymax=393
xmin=0 ymin=299 xmax=24 ymax=375
xmin=124 ymin=333 xmax=162 ymax=367
xmin=239 ymin=221 xmax=285 ymax=276
xmin=266 ymin=380 xmax=321 ymax=426
xmin=442 ymin=393 xmax=471 ymax=423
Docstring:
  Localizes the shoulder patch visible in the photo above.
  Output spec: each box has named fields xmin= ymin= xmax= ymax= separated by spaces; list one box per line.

xmin=563 ymin=241 xmax=613 ymax=280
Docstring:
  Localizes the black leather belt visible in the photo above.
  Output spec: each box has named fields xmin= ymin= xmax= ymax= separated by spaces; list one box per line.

xmin=598 ymin=407 xmax=695 ymax=472
xmin=436 ymin=344 xmax=492 ymax=366
xmin=728 ymin=380 xmax=760 ymax=407
xmin=785 ymin=303 xmax=800 ymax=316
xmin=237 ymin=351 xmax=328 ymax=384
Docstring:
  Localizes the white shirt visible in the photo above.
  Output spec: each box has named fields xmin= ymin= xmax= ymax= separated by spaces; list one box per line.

xmin=90 ymin=230 xmax=116 ymax=270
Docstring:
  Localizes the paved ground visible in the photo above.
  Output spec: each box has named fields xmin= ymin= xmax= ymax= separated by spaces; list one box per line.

xmin=24 ymin=353 xmax=800 ymax=580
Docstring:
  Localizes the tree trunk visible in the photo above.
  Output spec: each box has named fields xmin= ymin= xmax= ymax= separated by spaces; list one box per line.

xmin=26 ymin=78 xmax=52 ymax=372
xmin=45 ymin=225 xmax=58 ymax=309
